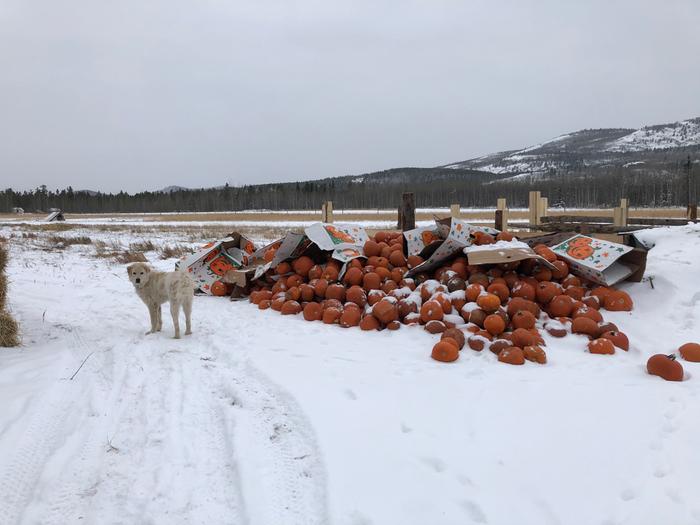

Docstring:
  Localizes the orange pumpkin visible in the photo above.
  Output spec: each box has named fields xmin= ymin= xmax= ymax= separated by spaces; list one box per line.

xmin=511 ymin=328 xmax=537 ymax=348
xmin=588 ymin=338 xmax=615 ymax=355
xmin=484 ymin=314 xmax=506 ymax=336
xmin=322 ymin=307 xmax=341 ymax=324
xmin=498 ymin=346 xmax=525 ymax=365
xmin=431 ymin=341 xmax=459 ymax=362
xmin=303 ymin=302 xmax=322 ymax=321
xmin=343 ymin=267 xmax=363 ymax=286
xmin=489 ymin=339 xmax=510 ymax=355
xmin=280 ymin=300 xmax=302 ymax=315
xmin=359 ymin=314 xmax=381 ymax=331
xmin=420 ymin=301 xmax=444 ymax=323
xmin=572 ymin=316 xmax=599 ymax=337
xmin=362 ymin=272 xmax=382 ymax=292
xmin=339 ymin=308 xmax=361 ymax=327
xmin=603 ymin=291 xmax=633 ymax=311
xmin=647 ymin=354 xmax=684 ymax=382
xmin=425 ymin=320 xmax=447 ymax=334
xmin=476 ymin=293 xmax=501 ymax=313
xmin=523 ymin=345 xmax=547 ymax=364
xmin=511 ymin=310 xmax=536 ymax=330
xmin=292 ymin=256 xmax=314 ymax=277
xmin=600 ymin=331 xmax=629 ymax=351
xmin=441 ymin=328 xmax=465 ymax=350
xmin=373 ymin=299 xmax=399 ymax=324
xmin=679 ymin=342 xmax=700 ymax=362
xmin=210 ymin=280 xmax=228 ymax=297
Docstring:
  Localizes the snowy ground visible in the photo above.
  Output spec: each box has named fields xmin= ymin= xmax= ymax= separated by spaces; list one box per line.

xmin=1 ymin=222 xmax=700 ymax=525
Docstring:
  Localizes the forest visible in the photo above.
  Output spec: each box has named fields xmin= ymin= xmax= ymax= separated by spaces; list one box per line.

xmin=1 ymin=164 xmax=697 ymax=213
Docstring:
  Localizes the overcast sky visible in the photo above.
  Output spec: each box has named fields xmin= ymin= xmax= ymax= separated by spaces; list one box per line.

xmin=1 ymin=0 xmax=699 ymax=193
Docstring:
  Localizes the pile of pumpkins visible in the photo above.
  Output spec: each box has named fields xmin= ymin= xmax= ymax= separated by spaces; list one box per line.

xmin=246 ymin=230 xmax=699 ymax=380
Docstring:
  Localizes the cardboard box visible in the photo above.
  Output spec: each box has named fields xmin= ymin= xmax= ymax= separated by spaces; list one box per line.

xmin=406 ymin=218 xmax=502 ymax=277
xmin=550 ymin=234 xmax=642 ymax=286
xmin=464 ymin=241 xmax=557 ymax=270
xmin=180 ymin=233 xmax=256 ymax=294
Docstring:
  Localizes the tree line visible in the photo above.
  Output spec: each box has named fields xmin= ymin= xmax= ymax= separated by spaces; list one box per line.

xmin=1 ymin=164 xmax=697 ymax=213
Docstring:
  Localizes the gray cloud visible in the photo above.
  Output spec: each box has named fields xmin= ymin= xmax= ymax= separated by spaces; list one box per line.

xmin=1 ymin=0 xmax=699 ymax=192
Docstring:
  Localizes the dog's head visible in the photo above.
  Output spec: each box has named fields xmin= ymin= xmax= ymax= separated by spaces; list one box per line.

xmin=127 ymin=262 xmax=152 ymax=288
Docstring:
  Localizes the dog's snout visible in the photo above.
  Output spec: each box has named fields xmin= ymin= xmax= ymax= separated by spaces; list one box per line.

xmin=135 ymin=278 xmax=141 ymax=284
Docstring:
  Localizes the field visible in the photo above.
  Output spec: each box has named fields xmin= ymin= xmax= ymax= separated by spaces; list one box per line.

xmin=1 ymin=212 xmax=699 ymax=524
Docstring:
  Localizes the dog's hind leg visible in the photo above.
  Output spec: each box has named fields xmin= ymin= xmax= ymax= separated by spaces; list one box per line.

xmin=183 ymin=297 xmax=192 ymax=336
xmin=170 ymin=302 xmax=181 ymax=339
xmin=156 ymin=304 xmax=163 ymax=331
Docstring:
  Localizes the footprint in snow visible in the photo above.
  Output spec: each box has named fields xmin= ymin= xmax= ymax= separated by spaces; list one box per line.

xmin=460 ymin=500 xmax=488 ymax=523
xmin=344 ymin=389 xmax=357 ymax=400
xmin=620 ymin=488 xmax=636 ymax=501
xmin=421 ymin=456 xmax=446 ymax=473
xmin=400 ymin=422 xmax=412 ymax=434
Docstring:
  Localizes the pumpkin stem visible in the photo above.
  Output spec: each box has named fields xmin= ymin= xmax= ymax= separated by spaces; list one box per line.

xmin=667 ymin=354 xmax=677 ymax=361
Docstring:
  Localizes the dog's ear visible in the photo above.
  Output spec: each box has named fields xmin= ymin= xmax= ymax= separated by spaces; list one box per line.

xmin=143 ymin=264 xmax=152 ymax=273
xmin=126 ymin=263 xmax=135 ymax=275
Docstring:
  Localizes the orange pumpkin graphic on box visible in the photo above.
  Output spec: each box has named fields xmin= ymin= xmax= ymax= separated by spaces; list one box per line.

xmin=324 ymin=225 xmax=355 ymax=244
xmin=205 ymin=250 xmax=236 ymax=276
xmin=421 ymin=230 xmax=438 ymax=246
xmin=567 ymin=236 xmax=594 ymax=260
xmin=243 ymin=240 xmax=255 ymax=254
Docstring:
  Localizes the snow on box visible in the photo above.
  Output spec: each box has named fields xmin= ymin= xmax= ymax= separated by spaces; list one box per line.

xmin=551 ymin=234 xmax=646 ymax=286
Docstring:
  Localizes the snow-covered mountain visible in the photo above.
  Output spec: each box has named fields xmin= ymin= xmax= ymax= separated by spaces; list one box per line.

xmin=444 ymin=117 xmax=700 ymax=176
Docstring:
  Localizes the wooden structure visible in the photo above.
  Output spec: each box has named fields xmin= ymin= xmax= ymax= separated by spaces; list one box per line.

xmin=398 ymin=192 xmax=416 ymax=231
xmin=321 ymin=201 xmax=333 ymax=223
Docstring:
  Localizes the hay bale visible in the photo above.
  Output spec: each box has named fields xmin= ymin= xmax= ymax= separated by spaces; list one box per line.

xmin=0 ymin=243 xmax=6 ymax=274
xmin=0 ymin=273 xmax=6 ymax=310
xmin=0 ymin=309 xmax=19 ymax=347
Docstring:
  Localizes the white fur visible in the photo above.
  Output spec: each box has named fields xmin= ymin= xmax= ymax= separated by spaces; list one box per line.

xmin=127 ymin=262 xmax=194 ymax=339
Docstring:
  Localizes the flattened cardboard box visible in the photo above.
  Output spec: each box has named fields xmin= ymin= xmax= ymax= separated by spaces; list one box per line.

xmin=551 ymin=234 xmax=640 ymax=286
xmin=464 ymin=242 xmax=558 ymax=270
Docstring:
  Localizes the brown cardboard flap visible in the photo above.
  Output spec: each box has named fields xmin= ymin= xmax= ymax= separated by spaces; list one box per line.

xmin=619 ymin=248 xmax=647 ymax=283
xmin=466 ymin=247 xmax=557 ymax=270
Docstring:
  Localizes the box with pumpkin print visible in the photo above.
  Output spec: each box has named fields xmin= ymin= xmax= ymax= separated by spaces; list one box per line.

xmin=551 ymin=234 xmax=645 ymax=286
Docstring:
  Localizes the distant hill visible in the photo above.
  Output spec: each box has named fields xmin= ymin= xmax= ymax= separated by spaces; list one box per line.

xmin=442 ymin=117 xmax=700 ymax=180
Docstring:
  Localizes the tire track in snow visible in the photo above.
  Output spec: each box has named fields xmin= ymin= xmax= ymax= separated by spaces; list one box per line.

xmin=0 ymin=365 xmax=76 ymax=524
xmin=203 ymin=325 xmax=330 ymax=525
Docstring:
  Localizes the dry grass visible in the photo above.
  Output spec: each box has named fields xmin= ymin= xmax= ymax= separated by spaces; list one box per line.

xmin=160 ymin=244 xmax=193 ymax=260
xmin=0 ymin=274 xmax=6 ymax=309
xmin=115 ymin=251 xmax=148 ymax=264
xmin=129 ymin=240 xmax=157 ymax=252
xmin=0 ymin=243 xmax=6 ymax=274
xmin=48 ymin=235 xmax=92 ymax=246
xmin=0 ymin=310 xmax=20 ymax=347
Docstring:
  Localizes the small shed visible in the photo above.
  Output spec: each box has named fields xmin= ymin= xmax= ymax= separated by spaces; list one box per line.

xmin=12 ymin=207 xmax=24 ymax=214
xmin=44 ymin=210 xmax=66 ymax=222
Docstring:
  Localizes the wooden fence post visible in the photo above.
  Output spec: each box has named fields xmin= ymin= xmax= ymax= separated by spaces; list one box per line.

xmin=528 ymin=191 xmax=542 ymax=227
xmin=496 ymin=198 xmax=509 ymax=231
xmin=450 ymin=204 xmax=460 ymax=219
xmin=689 ymin=204 xmax=698 ymax=221
xmin=613 ymin=198 xmax=629 ymax=227
xmin=321 ymin=201 xmax=333 ymax=223
xmin=398 ymin=192 xmax=415 ymax=231
xmin=539 ymin=197 xmax=548 ymax=219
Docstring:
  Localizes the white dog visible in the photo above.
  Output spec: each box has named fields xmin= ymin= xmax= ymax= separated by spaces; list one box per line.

xmin=127 ymin=262 xmax=194 ymax=339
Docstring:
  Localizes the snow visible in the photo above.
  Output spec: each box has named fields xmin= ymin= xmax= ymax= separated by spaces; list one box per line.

xmin=1 ymin=222 xmax=700 ymax=524
xmin=606 ymin=119 xmax=700 ymax=152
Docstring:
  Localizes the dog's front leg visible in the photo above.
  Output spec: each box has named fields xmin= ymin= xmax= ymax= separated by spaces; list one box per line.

xmin=146 ymin=303 xmax=157 ymax=335
xmin=156 ymin=304 xmax=163 ymax=331
xmin=170 ymin=302 xmax=181 ymax=339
